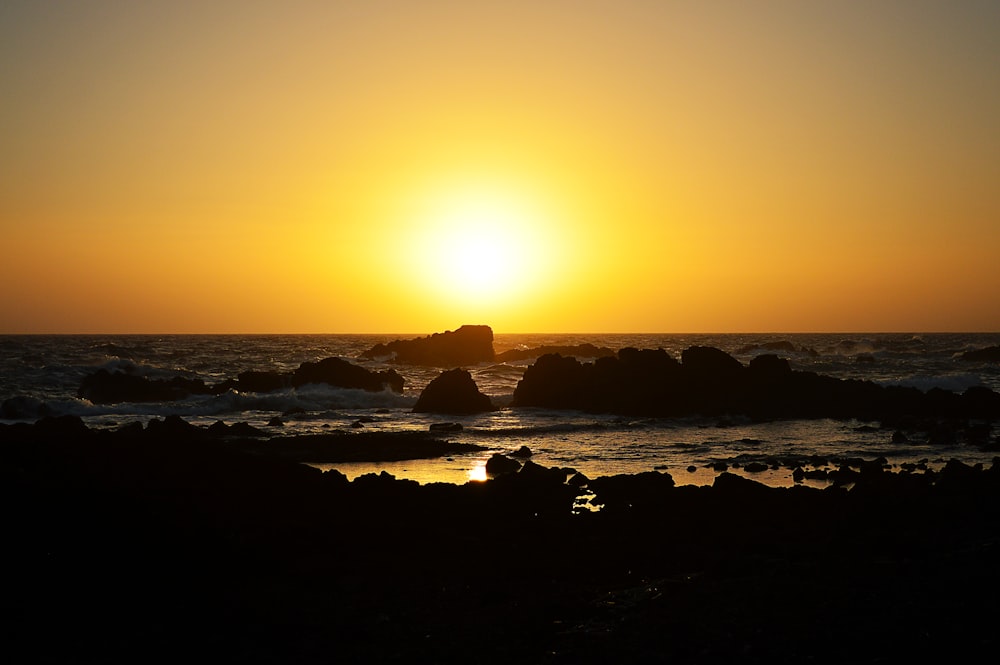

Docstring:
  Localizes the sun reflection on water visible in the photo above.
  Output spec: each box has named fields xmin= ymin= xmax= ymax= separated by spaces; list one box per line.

xmin=467 ymin=461 xmax=487 ymax=482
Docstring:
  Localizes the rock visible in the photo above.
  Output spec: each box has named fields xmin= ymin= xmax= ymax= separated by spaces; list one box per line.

xmin=510 ymin=446 xmax=533 ymax=458
xmin=267 ymin=417 xmax=285 ymax=427
xmin=744 ymin=462 xmax=769 ymax=473
xmin=78 ymin=370 xmax=213 ymax=404
xmin=237 ymin=370 xmax=288 ymax=393
xmin=681 ymin=346 xmax=745 ymax=384
xmin=361 ymin=325 xmax=495 ymax=366
xmin=413 ymin=369 xmax=493 ymax=414
xmin=510 ymin=345 xmax=1000 ymax=421
xmin=1 ymin=396 xmax=50 ymax=420
xmin=293 ymin=357 xmax=404 ymax=393
xmin=485 ymin=453 xmax=521 ymax=476
xmin=429 ymin=422 xmax=463 ymax=432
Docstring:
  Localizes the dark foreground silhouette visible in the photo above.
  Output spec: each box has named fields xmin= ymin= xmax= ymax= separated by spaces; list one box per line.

xmin=3 ymin=417 xmax=1000 ymax=663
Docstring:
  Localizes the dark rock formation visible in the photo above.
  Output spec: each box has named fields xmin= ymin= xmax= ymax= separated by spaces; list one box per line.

xmin=485 ymin=452 xmax=521 ymax=476
xmin=361 ymin=325 xmax=495 ymax=366
xmin=512 ymin=346 xmax=1000 ymax=421
xmin=413 ymin=368 xmax=493 ymax=414
xmin=292 ymin=356 xmax=404 ymax=393
xmin=495 ymin=343 xmax=616 ymax=362
xmin=4 ymin=416 xmax=1000 ymax=664
xmin=962 ymin=345 xmax=1000 ymax=362
xmin=78 ymin=357 xmax=403 ymax=403
xmin=236 ymin=370 xmax=288 ymax=393
xmin=78 ymin=369 xmax=216 ymax=404
xmin=1 ymin=395 xmax=50 ymax=419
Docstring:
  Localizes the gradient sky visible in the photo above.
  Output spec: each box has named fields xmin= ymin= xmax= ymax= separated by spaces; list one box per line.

xmin=2 ymin=0 xmax=998 ymax=333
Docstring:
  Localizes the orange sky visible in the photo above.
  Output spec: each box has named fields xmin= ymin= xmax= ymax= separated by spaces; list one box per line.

xmin=2 ymin=1 xmax=998 ymax=333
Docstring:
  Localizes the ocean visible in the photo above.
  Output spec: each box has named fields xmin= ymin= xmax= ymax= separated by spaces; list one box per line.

xmin=3 ymin=332 xmax=999 ymax=486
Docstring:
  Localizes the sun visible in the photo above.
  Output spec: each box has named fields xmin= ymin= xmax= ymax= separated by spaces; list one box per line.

xmin=399 ymin=179 xmax=556 ymax=308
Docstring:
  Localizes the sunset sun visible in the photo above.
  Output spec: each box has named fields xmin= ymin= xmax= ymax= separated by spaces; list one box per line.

xmin=397 ymin=178 xmax=560 ymax=310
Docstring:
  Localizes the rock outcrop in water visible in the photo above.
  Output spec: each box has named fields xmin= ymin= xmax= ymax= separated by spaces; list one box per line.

xmin=413 ymin=368 xmax=494 ymax=414
xmin=78 ymin=370 xmax=219 ymax=404
xmin=361 ymin=325 xmax=495 ymax=366
xmin=78 ymin=357 xmax=404 ymax=403
xmin=512 ymin=346 xmax=1000 ymax=420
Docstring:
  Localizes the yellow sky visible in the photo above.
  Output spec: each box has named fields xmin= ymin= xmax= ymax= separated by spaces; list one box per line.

xmin=2 ymin=1 xmax=998 ymax=333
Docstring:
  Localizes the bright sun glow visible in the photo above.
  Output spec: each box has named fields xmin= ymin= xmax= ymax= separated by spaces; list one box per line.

xmin=399 ymin=178 xmax=558 ymax=308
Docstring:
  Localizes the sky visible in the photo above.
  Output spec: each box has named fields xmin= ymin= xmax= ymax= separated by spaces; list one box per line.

xmin=2 ymin=0 xmax=998 ymax=333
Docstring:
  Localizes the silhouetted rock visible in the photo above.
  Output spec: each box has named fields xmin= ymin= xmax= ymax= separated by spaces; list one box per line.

xmin=292 ymin=356 xmax=404 ymax=393
xmin=413 ymin=368 xmax=493 ymax=414
xmin=485 ymin=452 xmax=521 ymax=476
xmin=1 ymin=396 xmax=50 ymax=419
xmin=78 ymin=369 xmax=215 ymax=404
xmin=361 ymin=325 xmax=495 ymax=366
xmin=429 ymin=422 xmax=464 ymax=432
xmin=237 ymin=370 xmax=288 ymax=393
xmin=510 ymin=445 xmax=533 ymax=458
xmin=4 ymin=415 xmax=1000 ymax=665
xmin=961 ymin=345 xmax=1000 ymax=362
xmin=495 ymin=343 xmax=615 ymax=362
xmin=511 ymin=345 xmax=1000 ymax=422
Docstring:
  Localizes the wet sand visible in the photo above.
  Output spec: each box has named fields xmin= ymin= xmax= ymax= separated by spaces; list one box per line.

xmin=3 ymin=417 xmax=999 ymax=663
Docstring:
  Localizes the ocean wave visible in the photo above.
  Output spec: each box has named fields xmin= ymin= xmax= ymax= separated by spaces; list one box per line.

xmin=7 ymin=385 xmax=416 ymax=422
xmin=878 ymin=373 xmax=984 ymax=393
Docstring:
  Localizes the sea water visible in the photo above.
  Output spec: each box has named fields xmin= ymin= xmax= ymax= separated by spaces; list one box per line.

xmin=2 ymin=333 xmax=999 ymax=485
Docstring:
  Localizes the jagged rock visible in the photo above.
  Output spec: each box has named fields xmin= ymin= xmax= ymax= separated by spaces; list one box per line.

xmin=78 ymin=369 xmax=214 ymax=404
xmin=511 ymin=345 xmax=1000 ymax=422
xmin=413 ymin=369 xmax=493 ymax=414
xmin=361 ymin=325 xmax=495 ymax=366
xmin=485 ymin=453 xmax=521 ymax=476
xmin=292 ymin=357 xmax=404 ymax=393
xmin=237 ymin=371 xmax=288 ymax=393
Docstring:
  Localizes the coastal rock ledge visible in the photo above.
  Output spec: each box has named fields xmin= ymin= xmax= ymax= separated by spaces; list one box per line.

xmin=361 ymin=325 xmax=495 ymax=366
xmin=511 ymin=347 xmax=1000 ymax=420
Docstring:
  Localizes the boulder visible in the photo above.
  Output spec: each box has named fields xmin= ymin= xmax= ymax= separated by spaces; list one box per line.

xmin=237 ymin=370 xmax=288 ymax=393
xmin=413 ymin=369 xmax=493 ymax=414
xmin=78 ymin=370 xmax=214 ymax=404
xmin=485 ymin=453 xmax=521 ymax=476
xmin=292 ymin=357 xmax=404 ymax=393
xmin=361 ymin=325 xmax=495 ymax=366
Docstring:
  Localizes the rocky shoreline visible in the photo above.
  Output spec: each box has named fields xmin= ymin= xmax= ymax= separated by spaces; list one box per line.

xmin=3 ymin=417 xmax=1000 ymax=662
